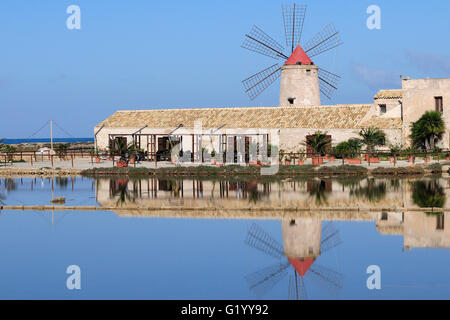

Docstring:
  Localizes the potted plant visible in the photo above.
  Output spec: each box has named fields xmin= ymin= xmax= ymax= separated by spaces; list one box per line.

xmin=284 ymin=155 xmax=291 ymax=165
xmin=358 ymin=127 xmax=386 ymax=164
xmin=303 ymin=131 xmax=331 ymax=165
xmin=334 ymin=139 xmax=362 ymax=164
xmin=210 ymin=150 xmax=216 ymax=165
xmin=297 ymin=148 xmax=306 ymax=165
xmin=278 ymin=149 xmax=284 ymax=165
xmin=445 ymin=152 xmax=450 ymax=161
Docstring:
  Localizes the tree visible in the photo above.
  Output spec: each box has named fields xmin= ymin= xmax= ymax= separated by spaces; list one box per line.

xmin=304 ymin=131 xmax=331 ymax=156
xmin=333 ymin=138 xmax=362 ymax=159
xmin=358 ymin=127 xmax=386 ymax=156
xmin=410 ymin=111 xmax=445 ymax=150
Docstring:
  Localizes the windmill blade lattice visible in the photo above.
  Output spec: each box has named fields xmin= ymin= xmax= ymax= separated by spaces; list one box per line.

xmin=288 ymin=272 xmax=308 ymax=300
xmin=318 ymin=68 xmax=341 ymax=99
xmin=320 ymin=221 xmax=342 ymax=253
xmin=308 ymin=263 xmax=343 ymax=296
xmin=242 ymin=25 xmax=287 ymax=60
xmin=245 ymin=223 xmax=285 ymax=259
xmin=242 ymin=64 xmax=281 ymax=100
xmin=303 ymin=23 xmax=343 ymax=58
xmin=282 ymin=4 xmax=307 ymax=53
xmin=245 ymin=262 xmax=291 ymax=298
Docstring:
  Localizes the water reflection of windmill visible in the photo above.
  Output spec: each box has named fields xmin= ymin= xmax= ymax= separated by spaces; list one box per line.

xmin=245 ymin=219 xmax=343 ymax=299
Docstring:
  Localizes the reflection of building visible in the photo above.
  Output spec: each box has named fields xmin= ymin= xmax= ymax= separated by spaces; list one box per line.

xmin=96 ymin=177 xmax=450 ymax=250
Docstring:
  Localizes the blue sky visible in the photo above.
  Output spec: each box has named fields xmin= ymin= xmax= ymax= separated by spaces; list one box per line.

xmin=1 ymin=0 xmax=450 ymax=138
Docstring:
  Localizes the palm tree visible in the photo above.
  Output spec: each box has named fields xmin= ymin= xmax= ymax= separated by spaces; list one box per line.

xmin=358 ymin=127 xmax=386 ymax=157
xmin=410 ymin=111 xmax=445 ymax=150
xmin=304 ymin=131 xmax=331 ymax=157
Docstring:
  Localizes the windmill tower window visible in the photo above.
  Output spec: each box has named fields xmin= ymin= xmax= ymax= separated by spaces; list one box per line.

xmin=287 ymin=97 xmax=296 ymax=105
xmin=435 ymin=96 xmax=443 ymax=113
xmin=306 ymin=69 xmax=311 ymax=75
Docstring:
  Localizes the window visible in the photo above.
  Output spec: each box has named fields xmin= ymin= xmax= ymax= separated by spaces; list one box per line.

xmin=435 ymin=96 xmax=443 ymax=113
xmin=379 ymin=104 xmax=387 ymax=114
xmin=381 ymin=212 xmax=388 ymax=220
xmin=437 ymin=215 xmax=445 ymax=230
xmin=288 ymin=97 xmax=295 ymax=105
xmin=306 ymin=69 xmax=311 ymax=75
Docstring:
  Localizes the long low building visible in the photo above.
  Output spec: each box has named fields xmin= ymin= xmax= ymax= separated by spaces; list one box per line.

xmin=95 ymin=76 xmax=450 ymax=162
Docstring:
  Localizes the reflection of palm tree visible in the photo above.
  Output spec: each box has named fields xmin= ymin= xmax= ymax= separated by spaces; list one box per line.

xmin=349 ymin=179 xmax=386 ymax=203
xmin=244 ymin=222 xmax=343 ymax=300
xmin=308 ymin=180 xmax=330 ymax=205
xmin=111 ymin=179 xmax=135 ymax=206
xmin=55 ymin=177 xmax=68 ymax=189
xmin=412 ymin=180 xmax=445 ymax=209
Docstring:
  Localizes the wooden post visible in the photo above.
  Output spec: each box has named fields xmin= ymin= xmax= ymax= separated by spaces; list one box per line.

xmin=71 ymin=154 xmax=74 ymax=168
xmin=51 ymin=155 xmax=54 ymax=167
xmin=30 ymin=154 xmax=33 ymax=167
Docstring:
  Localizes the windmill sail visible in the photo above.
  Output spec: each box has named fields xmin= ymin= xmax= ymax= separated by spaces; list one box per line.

xmin=288 ymin=272 xmax=308 ymax=300
xmin=245 ymin=262 xmax=290 ymax=297
xmin=303 ymin=23 xmax=343 ymax=58
xmin=245 ymin=223 xmax=285 ymax=259
xmin=318 ymin=68 xmax=341 ymax=99
xmin=320 ymin=221 xmax=342 ymax=253
xmin=242 ymin=64 xmax=281 ymax=100
xmin=282 ymin=4 xmax=307 ymax=53
xmin=241 ymin=25 xmax=287 ymax=60
xmin=308 ymin=263 xmax=343 ymax=296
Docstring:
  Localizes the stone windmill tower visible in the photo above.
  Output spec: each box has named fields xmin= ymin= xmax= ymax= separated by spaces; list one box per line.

xmin=241 ymin=4 xmax=343 ymax=107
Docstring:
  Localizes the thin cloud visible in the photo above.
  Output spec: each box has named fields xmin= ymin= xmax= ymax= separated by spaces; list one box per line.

xmin=405 ymin=50 xmax=450 ymax=74
xmin=352 ymin=64 xmax=400 ymax=90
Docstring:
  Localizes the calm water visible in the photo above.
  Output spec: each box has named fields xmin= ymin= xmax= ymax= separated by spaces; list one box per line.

xmin=0 ymin=176 xmax=449 ymax=299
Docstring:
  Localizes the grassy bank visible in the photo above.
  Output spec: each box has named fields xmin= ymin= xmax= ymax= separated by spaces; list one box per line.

xmin=79 ymin=163 xmax=446 ymax=178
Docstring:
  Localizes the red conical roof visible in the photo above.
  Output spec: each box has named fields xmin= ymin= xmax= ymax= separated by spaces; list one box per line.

xmin=288 ymin=258 xmax=315 ymax=277
xmin=285 ymin=45 xmax=312 ymax=65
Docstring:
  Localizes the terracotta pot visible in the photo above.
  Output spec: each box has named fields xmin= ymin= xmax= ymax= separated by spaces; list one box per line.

xmin=408 ymin=156 xmax=415 ymax=163
xmin=284 ymin=160 xmax=291 ymax=165
xmin=298 ymin=160 xmax=304 ymax=166
xmin=368 ymin=158 xmax=379 ymax=163
xmin=345 ymin=158 xmax=362 ymax=164
xmin=446 ymin=157 xmax=450 ymax=161
xmin=312 ymin=157 xmax=323 ymax=165
xmin=211 ymin=159 xmax=216 ymax=165
xmin=328 ymin=157 xmax=335 ymax=162
xmin=117 ymin=160 xmax=128 ymax=168
xmin=216 ymin=163 xmax=223 ymax=167
xmin=129 ymin=158 xmax=135 ymax=164
xmin=424 ymin=157 xmax=430 ymax=163
xmin=249 ymin=161 xmax=258 ymax=166
xmin=95 ymin=157 xmax=101 ymax=163
xmin=365 ymin=154 xmax=369 ymax=161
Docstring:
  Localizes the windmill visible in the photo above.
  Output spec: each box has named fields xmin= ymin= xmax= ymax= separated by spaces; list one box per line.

xmin=244 ymin=219 xmax=343 ymax=299
xmin=241 ymin=4 xmax=343 ymax=106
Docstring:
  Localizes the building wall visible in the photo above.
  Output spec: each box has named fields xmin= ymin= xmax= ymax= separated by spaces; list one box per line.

xmin=279 ymin=128 xmax=402 ymax=152
xmin=96 ymin=126 xmax=402 ymax=155
xmin=374 ymin=97 xmax=401 ymax=116
xmin=279 ymin=65 xmax=321 ymax=107
xmin=402 ymin=78 xmax=450 ymax=147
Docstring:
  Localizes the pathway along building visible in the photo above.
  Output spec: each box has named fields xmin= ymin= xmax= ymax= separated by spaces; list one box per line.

xmin=95 ymin=77 xmax=450 ymax=163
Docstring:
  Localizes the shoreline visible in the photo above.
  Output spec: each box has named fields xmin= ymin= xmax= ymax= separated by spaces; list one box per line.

xmin=0 ymin=163 xmax=446 ymax=178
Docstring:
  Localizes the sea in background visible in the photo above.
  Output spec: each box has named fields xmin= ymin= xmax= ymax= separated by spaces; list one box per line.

xmin=1 ymin=138 xmax=94 ymax=144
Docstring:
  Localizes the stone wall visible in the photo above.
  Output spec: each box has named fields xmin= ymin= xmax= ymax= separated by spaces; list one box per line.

xmin=279 ymin=65 xmax=321 ymax=107
xmin=402 ymin=78 xmax=450 ymax=147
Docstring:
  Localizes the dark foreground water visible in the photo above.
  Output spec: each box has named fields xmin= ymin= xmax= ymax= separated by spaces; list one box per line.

xmin=0 ymin=176 xmax=449 ymax=299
